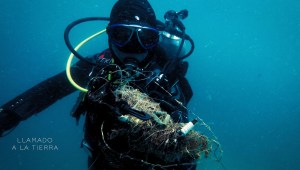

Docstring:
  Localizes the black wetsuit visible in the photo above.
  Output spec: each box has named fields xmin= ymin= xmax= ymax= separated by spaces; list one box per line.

xmin=0 ymin=48 xmax=195 ymax=170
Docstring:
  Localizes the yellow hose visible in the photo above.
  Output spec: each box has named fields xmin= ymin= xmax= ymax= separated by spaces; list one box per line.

xmin=66 ymin=29 xmax=106 ymax=92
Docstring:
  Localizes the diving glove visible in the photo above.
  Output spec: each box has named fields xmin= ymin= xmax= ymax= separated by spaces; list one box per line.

xmin=0 ymin=108 xmax=22 ymax=137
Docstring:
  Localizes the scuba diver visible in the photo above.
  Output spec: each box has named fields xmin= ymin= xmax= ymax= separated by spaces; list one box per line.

xmin=0 ymin=0 xmax=197 ymax=169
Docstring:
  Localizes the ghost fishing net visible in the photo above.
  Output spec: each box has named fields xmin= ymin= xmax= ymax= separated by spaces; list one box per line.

xmin=111 ymin=85 xmax=212 ymax=164
xmin=89 ymin=66 xmax=223 ymax=168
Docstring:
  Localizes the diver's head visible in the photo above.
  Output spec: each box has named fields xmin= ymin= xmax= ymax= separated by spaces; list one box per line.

xmin=107 ymin=0 xmax=159 ymax=68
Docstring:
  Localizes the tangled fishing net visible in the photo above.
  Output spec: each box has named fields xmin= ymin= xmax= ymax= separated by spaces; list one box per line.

xmin=86 ymin=66 xmax=224 ymax=167
xmin=111 ymin=85 xmax=213 ymax=163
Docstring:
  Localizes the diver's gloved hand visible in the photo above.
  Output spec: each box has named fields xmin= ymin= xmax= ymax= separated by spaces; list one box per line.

xmin=0 ymin=108 xmax=22 ymax=137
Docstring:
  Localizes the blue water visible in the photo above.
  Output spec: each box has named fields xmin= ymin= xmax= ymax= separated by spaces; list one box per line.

xmin=0 ymin=0 xmax=299 ymax=169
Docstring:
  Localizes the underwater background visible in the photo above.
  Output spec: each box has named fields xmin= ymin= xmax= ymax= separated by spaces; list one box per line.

xmin=0 ymin=0 xmax=299 ymax=169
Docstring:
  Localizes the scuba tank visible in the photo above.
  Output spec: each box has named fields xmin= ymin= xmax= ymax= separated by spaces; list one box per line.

xmin=159 ymin=31 xmax=187 ymax=60
xmin=158 ymin=9 xmax=190 ymax=61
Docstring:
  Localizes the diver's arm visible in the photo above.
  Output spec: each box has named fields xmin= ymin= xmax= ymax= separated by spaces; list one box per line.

xmin=0 ymin=56 xmax=95 ymax=137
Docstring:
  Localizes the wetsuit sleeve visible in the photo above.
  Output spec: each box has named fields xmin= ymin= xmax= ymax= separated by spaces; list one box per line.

xmin=0 ymin=56 xmax=96 ymax=136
